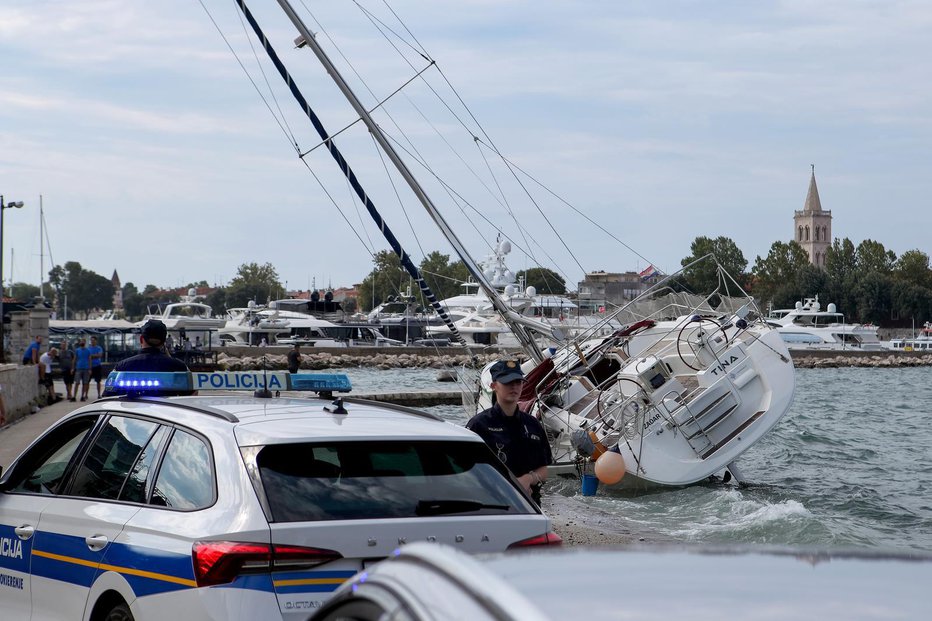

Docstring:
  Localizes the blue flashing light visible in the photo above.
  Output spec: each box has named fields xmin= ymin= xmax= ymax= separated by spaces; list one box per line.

xmin=288 ymin=373 xmax=352 ymax=393
xmin=105 ymin=372 xmax=193 ymax=394
xmin=105 ymin=371 xmax=352 ymax=396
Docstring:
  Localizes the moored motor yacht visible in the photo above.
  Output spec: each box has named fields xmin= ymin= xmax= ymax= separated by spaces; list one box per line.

xmin=138 ymin=288 xmax=226 ymax=346
xmin=218 ymin=301 xmax=291 ymax=346
xmin=765 ymin=297 xmax=882 ymax=351
xmin=883 ymin=322 xmax=932 ymax=352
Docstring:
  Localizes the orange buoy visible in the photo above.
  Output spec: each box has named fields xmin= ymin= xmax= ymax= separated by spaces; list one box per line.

xmin=594 ymin=450 xmax=626 ymax=485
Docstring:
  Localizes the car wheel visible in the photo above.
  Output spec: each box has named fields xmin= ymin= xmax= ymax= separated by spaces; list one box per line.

xmin=103 ymin=603 xmax=134 ymax=621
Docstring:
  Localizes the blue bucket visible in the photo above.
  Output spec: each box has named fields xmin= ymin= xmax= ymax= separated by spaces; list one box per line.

xmin=581 ymin=474 xmax=599 ymax=496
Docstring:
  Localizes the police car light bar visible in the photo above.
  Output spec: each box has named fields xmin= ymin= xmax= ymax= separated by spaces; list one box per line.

xmin=105 ymin=371 xmax=192 ymax=393
xmin=105 ymin=371 xmax=352 ymax=395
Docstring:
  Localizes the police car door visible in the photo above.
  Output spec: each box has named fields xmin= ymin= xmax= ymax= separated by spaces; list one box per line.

xmin=0 ymin=414 xmax=99 ymax=620
xmin=30 ymin=414 xmax=156 ymax=621
xmin=0 ymin=482 xmax=50 ymax=619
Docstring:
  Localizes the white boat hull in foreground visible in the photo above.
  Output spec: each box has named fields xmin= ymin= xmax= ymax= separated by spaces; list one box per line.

xmin=479 ymin=304 xmax=796 ymax=487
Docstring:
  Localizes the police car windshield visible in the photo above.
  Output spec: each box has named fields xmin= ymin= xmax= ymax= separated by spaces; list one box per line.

xmin=255 ymin=440 xmax=535 ymax=521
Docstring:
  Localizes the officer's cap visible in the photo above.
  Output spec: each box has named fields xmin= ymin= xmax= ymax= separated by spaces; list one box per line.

xmin=141 ymin=319 xmax=168 ymax=345
xmin=490 ymin=359 xmax=524 ymax=384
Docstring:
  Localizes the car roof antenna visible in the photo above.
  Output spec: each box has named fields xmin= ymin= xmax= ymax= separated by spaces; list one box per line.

xmin=254 ymin=355 xmax=273 ymax=399
xmin=324 ymin=397 xmax=347 ymax=414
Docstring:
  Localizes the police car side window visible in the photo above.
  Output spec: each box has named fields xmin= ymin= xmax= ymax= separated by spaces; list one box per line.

xmin=7 ymin=417 xmax=98 ymax=495
xmin=69 ymin=416 xmax=160 ymax=500
xmin=150 ymin=430 xmax=215 ymax=510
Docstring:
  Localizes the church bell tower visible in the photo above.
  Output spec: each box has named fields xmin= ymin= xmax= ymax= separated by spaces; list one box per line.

xmin=793 ymin=165 xmax=832 ymax=268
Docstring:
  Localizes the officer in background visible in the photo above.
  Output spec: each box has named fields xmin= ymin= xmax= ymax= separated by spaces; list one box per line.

xmin=466 ymin=359 xmax=552 ymax=505
xmin=103 ymin=320 xmax=192 ymax=398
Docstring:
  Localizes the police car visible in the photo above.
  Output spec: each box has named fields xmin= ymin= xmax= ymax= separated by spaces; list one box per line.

xmin=0 ymin=370 xmax=559 ymax=621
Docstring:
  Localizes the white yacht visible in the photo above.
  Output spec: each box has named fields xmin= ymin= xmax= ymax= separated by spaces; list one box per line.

xmin=218 ymin=301 xmax=291 ymax=346
xmin=766 ymin=297 xmax=882 ymax=351
xmin=139 ymin=288 xmax=225 ymax=345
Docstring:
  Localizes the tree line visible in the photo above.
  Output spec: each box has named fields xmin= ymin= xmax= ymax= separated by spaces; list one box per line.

xmin=679 ymin=236 xmax=931 ymax=326
xmin=19 ymin=235 xmax=932 ymax=326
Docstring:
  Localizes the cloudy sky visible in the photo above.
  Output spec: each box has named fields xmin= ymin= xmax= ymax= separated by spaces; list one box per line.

xmin=2 ymin=0 xmax=930 ymax=298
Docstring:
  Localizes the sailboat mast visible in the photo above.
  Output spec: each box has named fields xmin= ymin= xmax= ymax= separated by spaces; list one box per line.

xmin=39 ymin=195 xmax=44 ymax=300
xmin=273 ymin=0 xmax=543 ymax=362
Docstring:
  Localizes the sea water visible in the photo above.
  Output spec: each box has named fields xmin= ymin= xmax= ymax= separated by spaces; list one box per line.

xmin=342 ymin=365 xmax=932 ymax=553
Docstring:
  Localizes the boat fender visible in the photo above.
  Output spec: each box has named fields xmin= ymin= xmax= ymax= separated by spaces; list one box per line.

xmin=594 ymin=448 xmax=625 ymax=485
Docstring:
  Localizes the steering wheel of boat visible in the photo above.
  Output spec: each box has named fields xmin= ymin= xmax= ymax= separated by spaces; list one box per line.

xmin=595 ymin=377 xmax=647 ymax=424
xmin=676 ymin=316 xmax=729 ymax=372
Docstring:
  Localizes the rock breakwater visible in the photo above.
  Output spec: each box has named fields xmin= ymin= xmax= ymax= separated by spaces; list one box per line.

xmin=792 ymin=353 xmax=932 ymax=368
xmin=215 ymin=351 xmax=512 ymax=371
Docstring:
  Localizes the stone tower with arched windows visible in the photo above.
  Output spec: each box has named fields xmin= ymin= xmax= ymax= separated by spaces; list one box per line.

xmin=793 ymin=165 xmax=832 ymax=268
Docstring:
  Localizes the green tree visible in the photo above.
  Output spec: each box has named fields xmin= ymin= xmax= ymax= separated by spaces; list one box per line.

xmin=206 ymin=288 xmax=228 ymax=316
xmin=824 ymin=238 xmax=859 ymax=313
xmin=225 ymin=263 xmax=284 ymax=309
xmin=890 ymin=280 xmax=931 ymax=324
xmin=122 ymin=282 xmax=147 ymax=318
xmin=680 ymin=236 xmax=748 ymax=294
xmin=894 ymin=249 xmax=931 ymax=289
xmin=10 ymin=282 xmax=40 ymax=300
xmin=751 ymin=241 xmax=810 ymax=308
xmin=854 ymin=271 xmax=894 ymax=324
xmin=517 ymin=267 xmax=567 ymax=294
xmin=419 ymin=251 xmax=469 ymax=301
xmin=357 ymin=251 xmax=405 ymax=312
xmin=855 ymin=239 xmax=896 ymax=274
xmin=48 ymin=262 xmax=114 ymax=319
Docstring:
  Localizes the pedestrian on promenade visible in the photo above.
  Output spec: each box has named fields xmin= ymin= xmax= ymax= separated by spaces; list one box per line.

xmin=466 ymin=359 xmax=552 ymax=505
xmin=74 ymin=339 xmax=92 ymax=401
xmin=88 ymin=336 xmax=104 ymax=399
xmin=287 ymin=343 xmax=303 ymax=373
xmin=58 ymin=340 xmax=76 ymax=402
xmin=38 ymin=347 xmax=60 ymax=403
xmin=22 ymin=335 xmax=42 ymax=365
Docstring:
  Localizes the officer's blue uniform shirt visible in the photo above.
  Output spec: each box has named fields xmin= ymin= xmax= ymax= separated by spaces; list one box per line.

xmin=466 ymin=403 xmax=552 ymax=477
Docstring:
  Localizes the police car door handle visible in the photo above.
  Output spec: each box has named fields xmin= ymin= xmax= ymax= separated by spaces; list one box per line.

xmin=85 ymin=535 xmax=109 ymax=551
xmin=14 ymin=525 xmax=35 ymax=540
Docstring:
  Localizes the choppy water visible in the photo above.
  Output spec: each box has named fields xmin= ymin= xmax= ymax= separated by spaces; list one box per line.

xmin=342 ymin=366 xmax=932 ymax=553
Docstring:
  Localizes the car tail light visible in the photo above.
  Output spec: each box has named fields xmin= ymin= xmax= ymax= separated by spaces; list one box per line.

xmin=507 ymin=532 xmax=563 ymax=549
xmin=192 ymin=541 xmax=343 ymax=587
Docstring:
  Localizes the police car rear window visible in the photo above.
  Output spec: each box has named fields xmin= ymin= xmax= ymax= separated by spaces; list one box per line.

xmin=256 ymin=441 xmax=534 ymax=522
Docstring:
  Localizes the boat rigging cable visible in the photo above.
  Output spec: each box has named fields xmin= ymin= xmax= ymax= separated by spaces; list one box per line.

xmin=301 ymin=0 xmax=586 ymax=300
xmin=238 ymin=0 xmax=552 ymax=360
xmin=351 ymin=0 xmax=587 ymax=285
xmin=232 ymin=0 xmax=469 ymax=347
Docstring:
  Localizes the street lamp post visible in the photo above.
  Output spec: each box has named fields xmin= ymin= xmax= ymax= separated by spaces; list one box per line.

xmin=1 ymin=195 xmax=26 ymax=363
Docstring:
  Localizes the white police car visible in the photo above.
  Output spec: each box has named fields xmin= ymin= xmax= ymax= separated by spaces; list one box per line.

xmin=311 ymin=543 xmax=932 ymax=621
xmin=0 ymin=371 xmax=559 ymax=621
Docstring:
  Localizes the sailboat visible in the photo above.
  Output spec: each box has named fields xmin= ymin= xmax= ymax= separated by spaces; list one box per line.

xmin=228 ymin=0 xmax=796 ymax=487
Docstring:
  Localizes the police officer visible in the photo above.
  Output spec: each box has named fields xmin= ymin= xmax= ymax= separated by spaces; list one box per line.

xmin=104 ymin=320 xmax=191 ymax=396
xmin=466 ymin=359 xmax=552 ymax=505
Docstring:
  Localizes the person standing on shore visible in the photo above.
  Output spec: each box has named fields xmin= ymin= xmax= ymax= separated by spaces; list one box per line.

xmin=287 ymin=343 xmax=303 ymax=374
xmin=22 ymin=335 xmax=42 ymax=365
xmin=466 ymin=360 xmax=552 ymax=505
xmin=88 ymin=336 xmax=104 ymax=399
xmin=74 ymin=339 xmax=92 ymax=401
xmin=38 ymin=347 xmax=60 ymax=403
xmin=58 ymin=340 xmax=77 ymax=402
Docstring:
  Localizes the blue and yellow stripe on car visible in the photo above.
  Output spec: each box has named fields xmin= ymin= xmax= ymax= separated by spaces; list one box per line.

xmin=26 ymin=531 xmax=352 ymax=597
xmin=272 ymin=570 xmax=356 ymax=593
